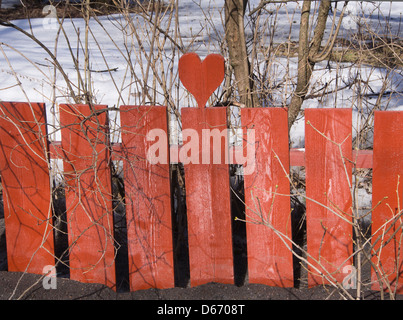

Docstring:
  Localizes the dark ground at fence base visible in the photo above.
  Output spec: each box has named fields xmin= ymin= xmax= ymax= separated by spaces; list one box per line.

xmin=0 ymin=270 xmax=400 ymax=300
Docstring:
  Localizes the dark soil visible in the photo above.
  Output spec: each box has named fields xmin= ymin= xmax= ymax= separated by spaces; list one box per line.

xmin=0 ymin=270 xmax=400 ymax=301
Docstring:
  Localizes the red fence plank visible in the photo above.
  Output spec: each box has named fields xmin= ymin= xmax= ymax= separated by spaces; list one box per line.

xmin=59 ymin=104 xmax=115 ymax=288
xmin=241 ymin=107 xmax=294 ymax=287
xmin=371 ymin=111 xmax=403 ymax=294
xmin=120 ymin=105 xmax=174 ymax=291
xmin=305 ymin=109 xmax=353 ymax=287
xmin=0 ymin=102 xmax=55 ymax=274
xmin=181 ymin=106 xmax=234 ymax=286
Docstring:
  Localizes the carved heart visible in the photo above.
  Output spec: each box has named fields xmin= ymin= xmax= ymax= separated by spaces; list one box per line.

xmin=179 ymin=53 xmax=225 ymax=108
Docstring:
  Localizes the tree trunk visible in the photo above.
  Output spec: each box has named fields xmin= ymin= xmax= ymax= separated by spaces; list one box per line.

xmin=225 ymin=0 xmax=256 ymax=107
xmin=288 ymin=0 xmax=332 ymax=130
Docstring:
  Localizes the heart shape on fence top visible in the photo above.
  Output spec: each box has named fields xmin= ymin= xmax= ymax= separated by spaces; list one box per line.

xmin=179 ymin=53 xmax=225 ymax=108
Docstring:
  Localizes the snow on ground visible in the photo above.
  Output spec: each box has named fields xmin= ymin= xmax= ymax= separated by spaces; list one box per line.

xmin=1 ymin=1 xmax=402 ymax=135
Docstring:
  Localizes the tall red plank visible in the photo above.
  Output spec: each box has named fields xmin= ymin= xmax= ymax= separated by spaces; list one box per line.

xmin=179 ymin=52 xmax=232 ymax=286
xmin=120 ymin=105 xmax=174 ymax=291
xmin=241 ymin=107 xmax=293 ymax=287
xmin=0 ymin=102 xmax=54 ymax=274
xmin=181 ymin=106 xmax=234 ymax=286
xmin=305 ymin=108 xmax=353 ymax=287
xmin=371 ymin=111 xmax=403 ymax=294
xmin=59 ymin=104 xmax=115 ymax=288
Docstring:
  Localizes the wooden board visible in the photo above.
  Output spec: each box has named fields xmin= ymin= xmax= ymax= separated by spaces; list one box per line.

xmin=0 ymin=102 xmax=55 ymax=274
xmin=305 ymin=108 xmax=353 ymax=287
xmin=181 ymin=106 xmax=234 ymax=287
xmin=59 ymin=104 xmax=115 ymax=288
xmin=241 ymin=107 xmax=294 ymax=287
xmin=120 ymin=105 xmax=174 ymax=291
xmin=371 ymin=111 xmax=403 ymax=294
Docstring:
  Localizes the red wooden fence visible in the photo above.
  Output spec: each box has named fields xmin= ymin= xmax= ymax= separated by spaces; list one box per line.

xmin=0 ymin=102 xmax=54 ymax=274
xmin=371 ymin=111 xmax=403 ymax=293
xmin=1 ymin=101 xmax=402 ymax=294
xmin=181 ymin=105 xmax=234 ymax=287
xmin=59 ymin=104 xmax=116 ymax=287
xmin=0 ymin=53 xmax=402 ymax=295
xmin=120 ymin=105 xmax=174 ymax=291
xmin=241 ymin=107 xmax=293 ymax=287
xmin=305 ymin=109 xmax=353 ymax=287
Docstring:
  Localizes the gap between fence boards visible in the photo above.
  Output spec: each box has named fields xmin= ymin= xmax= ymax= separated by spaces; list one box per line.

xmin=49 ymin=142 xmax=373 ymax=168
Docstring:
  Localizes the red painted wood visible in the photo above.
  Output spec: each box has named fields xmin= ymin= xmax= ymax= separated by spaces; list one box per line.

xmin=289 ymin=149 xmax=372 ymax=168
xmin=120 ymin=105 xmax=174 ymax=291
xmin=353 ymin=150 xmax=373 ymax=169
xmin=59 ymin=104 xmax=115 ymax=288
xmin=371 ymin=111 xmax=403 ymax=294
xmin=181 ymin=106 xmax=234 ymax=286
xmin=305 ymin=109 xmax=353 ymax=287
xmin=51 ymin=141 xmax=374 ymax=168
xmin=178 ymin=53 xmax=225 ymax=108
xmin=0 ymin=102 xmax=54 ymax=274
xmin=290 ymin=149 xmax=305 ymax=167
xmin=241 ymin=107 xmax=294 ymax=287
